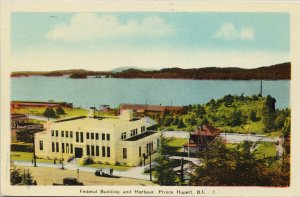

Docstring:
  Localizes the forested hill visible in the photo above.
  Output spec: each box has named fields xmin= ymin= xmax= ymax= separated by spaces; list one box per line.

xmin=114 ymin=62 xmax=290 ymax=80
xmin=11 ymin=62 xmax=290 ymax=80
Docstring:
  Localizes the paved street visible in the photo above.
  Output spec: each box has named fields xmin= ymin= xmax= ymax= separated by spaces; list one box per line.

xmin=13 ymin=160 xmax=151 ymax=180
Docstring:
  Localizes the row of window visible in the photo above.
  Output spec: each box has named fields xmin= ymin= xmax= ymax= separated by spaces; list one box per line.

xmin=86 ymin=132 xmax=110 ymax=141
xmin=51 ymin=130 xmax=110 ymax=142
xmin=86 ymin=145 xmax=110 ymax=157
xmin=51 ymin=142 xmax=74 ymax=154
xmin=120 ymin=126 xmax=146 ymax=140
xmin=51 ymin=130 xmax=73 ymax=138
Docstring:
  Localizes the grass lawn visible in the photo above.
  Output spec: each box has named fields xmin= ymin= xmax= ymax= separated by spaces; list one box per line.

xmin=256 ymin=142 xmax=277 ymax=159
xmin=84 ymin=163 xmax=131 ymax=171
xmin=13 ymin=106 xmax=89 ymax=119
xmin=11 ymin=151 xmax=54 ymax=163
xmin=167 ymin=138 xmax=188 ymax=147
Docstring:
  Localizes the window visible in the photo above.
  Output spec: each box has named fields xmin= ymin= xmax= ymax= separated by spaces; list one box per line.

xmin=80 ymin=132 xmax=84 ymax=142
xmin=96 ymin=146 xmax=99 ymax=156
xmin=107 ymin=134 xmax=110 ymax=141
xmin=91 ymin=145 xmax=95 ymax=156
xmin=66 ymin=143 xmax=69 ymax=153
xmin=96 ymin=133 xmax=99 ymax=140
xmin=102 ymin=146 xmax=106 ymax=157
xmin=121 ymin=132 xmax=126 ymax=140
xmin=86 ymin=132 xmax=90 ymax=139
xmin=87 ymin=145 xmax=90 ymax=155
xmin=91 ymin=133 xmax=94 ymax=140
xmin=62 ymin=143 xmax=65 ymax=153
xmin=139 ymin=146 xmax=141 ymax=157
xmin=70 ymin=144 xmax=73 ymax=154
xmin=107 ymin=147 xmax=110 ymax=157
xmin=51 ymin=130 xmax=54 ymax=136
xmin=102 ymin=133 xmax=105 ymax=140
xmin=141 ymin=126 xmax=145 ymax=133
xmin=66 ymin=131 xmax=68 ymax=137
xmin=56 ymin=142 xmax=59 ymax=152
xmin=70 ymin=131 xmax=73 ymax=138
xmin=52 ymin=142 xmax=55 ymax=152
xmin=123 ymin=148 xmax=127 ymax=159
xmin=76 ymin=132 xmax=79 ymax=142
xmin=61 ymin=131 xmax=64 ymax=137
xmin=130 ymin=130 xmax=133 ymax=137
xmin=56 ymin=130 xmax=58 ymax=137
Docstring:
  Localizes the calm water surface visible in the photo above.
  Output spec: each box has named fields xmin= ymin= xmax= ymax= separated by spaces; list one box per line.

xmin=11 ymin=77 xmax=290 ymax=109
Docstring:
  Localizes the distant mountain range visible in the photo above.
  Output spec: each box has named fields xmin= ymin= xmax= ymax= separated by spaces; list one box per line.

xmin=11 ymin=62 xmax=290 ymax=80
xmin=111 ymin=66 xmax=155 ymax=73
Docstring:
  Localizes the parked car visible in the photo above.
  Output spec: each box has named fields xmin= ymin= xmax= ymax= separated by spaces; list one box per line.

xmin=95 ymin=169 xmax=113 ymax=177
xmin=62 ymin=177 xmax=83 ymax=185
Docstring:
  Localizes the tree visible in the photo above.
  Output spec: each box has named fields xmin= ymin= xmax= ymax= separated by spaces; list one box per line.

xmin=163 ymin=116 xmax=173 ymax=127
xmin=190 ymin=137 xmax=234 ymax=186
xmin=154 ymin=137 xmax=178 ymax=185
xmin=56 ymin=106 xmax=66 ymax=115
xmin=43 ymin=107 xmax=57 ymax=118
xmin=177 ymin=118 xmax=186 ymax=129
xmin=228 ymin=110 xmax=244 ymax=127
xmin=171 ymin=116 xmax=179 ymax=126
xmin=10 ymin=162 xmax=36 ymax=185
xmin=249 ymin=110 xmax=259 ymax=122
xmin=262 ymin=95 xmax=276 ymax=132
xmin=189 ymin=139 xmax=289 ymax=186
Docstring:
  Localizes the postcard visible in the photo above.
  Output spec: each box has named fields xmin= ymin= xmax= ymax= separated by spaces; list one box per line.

xmin=1 ymin=0 xmax=300 ymax=196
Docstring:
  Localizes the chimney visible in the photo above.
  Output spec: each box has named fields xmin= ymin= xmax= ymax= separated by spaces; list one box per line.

xmin=120 ymin=109 xmax=133 ymax=121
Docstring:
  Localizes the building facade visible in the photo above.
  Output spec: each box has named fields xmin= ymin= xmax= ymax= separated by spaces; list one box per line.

xmin=35 ymin=110 xmax=160 ymax=166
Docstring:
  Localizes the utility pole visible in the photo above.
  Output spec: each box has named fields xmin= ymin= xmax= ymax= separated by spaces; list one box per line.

xmin=77 ymin=168 xmax=79 ymax=181
xmin=149 ymin=150 xmax=152 ymax=181
xmin=33 ymin=133 xmax=37 ymax=167
xmin=180 ymin=158 xmax=184 ymax=184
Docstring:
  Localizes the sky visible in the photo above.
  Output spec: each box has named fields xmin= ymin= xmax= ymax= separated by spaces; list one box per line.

xmin=11 ymin=12 xmax=290 ymax=71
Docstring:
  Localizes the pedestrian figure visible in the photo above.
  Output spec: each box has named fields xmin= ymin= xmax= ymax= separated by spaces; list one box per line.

xmin=110 ymin=168 xmax=113 ymax=176
xmin=54 ymin=158 xmax=56 ymax=164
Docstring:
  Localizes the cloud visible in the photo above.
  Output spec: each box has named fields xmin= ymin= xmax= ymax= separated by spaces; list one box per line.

xmin=214 ymin=22 xmax=255 ymax=40
xmin=11 ymin=46 xmax=289 ymax=71
xmin=46 ymin=13 xmax=175 ymax=42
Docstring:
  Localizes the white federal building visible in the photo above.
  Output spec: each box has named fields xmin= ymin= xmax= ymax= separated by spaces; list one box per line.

xmin=34 ymin=110 xmax=161 ymax=166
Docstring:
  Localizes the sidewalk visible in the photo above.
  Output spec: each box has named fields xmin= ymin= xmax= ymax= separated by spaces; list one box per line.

xmin=13 ymin=160 xmax=151 ymax=180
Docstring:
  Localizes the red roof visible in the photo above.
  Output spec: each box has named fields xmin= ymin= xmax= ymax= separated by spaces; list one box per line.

xmin=191 ymin=124 xmax=220 ymax=137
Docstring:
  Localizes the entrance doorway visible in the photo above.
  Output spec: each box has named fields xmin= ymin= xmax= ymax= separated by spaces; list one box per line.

xmin=75 ymin=147 xmax=83 ymax=158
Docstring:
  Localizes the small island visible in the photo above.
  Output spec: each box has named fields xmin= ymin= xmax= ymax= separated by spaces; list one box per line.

xmin=69 ymin=73 xmax=87 ymax=79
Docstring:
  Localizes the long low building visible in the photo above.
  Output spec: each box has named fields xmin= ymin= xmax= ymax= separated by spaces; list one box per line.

xmin=35 ymin=110 xmax=161 ymax=166
xmin=120 ymin=103 xmax=182 ymax=113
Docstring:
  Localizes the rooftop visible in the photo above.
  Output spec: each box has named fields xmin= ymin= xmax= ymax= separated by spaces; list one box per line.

xmin=124 ymin=131 xmax=157 ymax=141
xmin=48 ymin=116 xmax=157 ymax=130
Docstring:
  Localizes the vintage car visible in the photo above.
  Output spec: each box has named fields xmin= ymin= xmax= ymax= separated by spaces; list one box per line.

xmin=62 ymin=177 xmax=84 ymax=185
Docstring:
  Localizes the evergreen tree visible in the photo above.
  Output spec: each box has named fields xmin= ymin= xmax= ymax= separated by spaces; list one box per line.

xmin=43 ymin=107 xmax=57 ymax=118
xmin=10 ymin=162 xmax=36 ymax=185
xmin=171 ymin=116 xmax=179 ymax=126
xmin=155 ymin=137 xmax=178 ymax=185
xmin=177 ymin=118 xmax=186 ymax=129
xmin=56 ymin=106 xmax=66 ymax=115
xmin=262 ymin=95 xmax=276 ymax=132
xmin=163 ymin=116 xmax=173 ymax=127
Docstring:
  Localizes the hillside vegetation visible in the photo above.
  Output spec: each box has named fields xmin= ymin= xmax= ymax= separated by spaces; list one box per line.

xmin=155 ymin=94 xmax=290 ymax=136
xmin=114 ymin=62 xmax=290 ymax=80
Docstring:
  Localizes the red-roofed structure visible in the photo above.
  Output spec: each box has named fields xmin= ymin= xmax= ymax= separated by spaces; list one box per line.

xmin=183 ymin=124 xmax=221 ymax=152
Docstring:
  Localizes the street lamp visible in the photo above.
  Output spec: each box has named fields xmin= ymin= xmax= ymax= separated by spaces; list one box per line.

xmin=61 ymin=149 xmax=64 ymax=170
